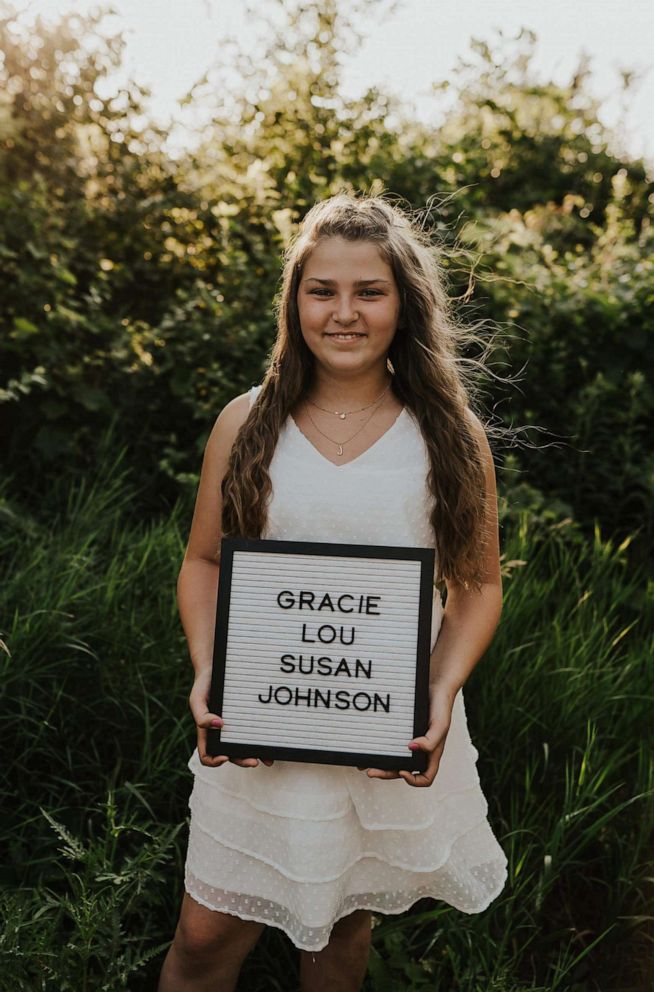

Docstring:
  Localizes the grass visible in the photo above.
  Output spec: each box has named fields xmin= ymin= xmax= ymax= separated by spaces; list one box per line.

xmin=0 ymin=447 xmax=652 ymax=991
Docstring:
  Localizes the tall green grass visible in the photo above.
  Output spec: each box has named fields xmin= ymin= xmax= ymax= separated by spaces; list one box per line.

xmin=1 ymin=450 xmax=652 ymax=991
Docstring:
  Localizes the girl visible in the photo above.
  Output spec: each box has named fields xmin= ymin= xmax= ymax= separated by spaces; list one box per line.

xmin=158 ymin=191 xmax=508 ymax=991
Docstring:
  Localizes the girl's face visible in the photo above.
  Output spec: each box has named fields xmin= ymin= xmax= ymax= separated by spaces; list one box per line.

xmin=297 ymin=237 xmax=402 ymax=377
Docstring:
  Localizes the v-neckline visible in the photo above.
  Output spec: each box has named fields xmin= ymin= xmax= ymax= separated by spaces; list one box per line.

xmin=287 ymin=406 xmax=408 ymax=470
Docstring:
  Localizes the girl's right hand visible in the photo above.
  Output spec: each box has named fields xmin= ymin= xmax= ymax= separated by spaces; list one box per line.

xmin=189 ymin=673 xmax=274 ymax=769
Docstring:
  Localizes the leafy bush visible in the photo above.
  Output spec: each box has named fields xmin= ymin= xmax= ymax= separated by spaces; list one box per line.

xmin=0 ymin=6 xmax=652 ymax=558
xmin=0 ymin=448 xmax=652 ymax=991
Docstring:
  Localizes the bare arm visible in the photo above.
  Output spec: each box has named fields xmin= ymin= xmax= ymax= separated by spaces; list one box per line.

xmin=179 ymin=390 xmax=267 ymax=768
xmin=428 ymin=409 xmax=503 ymax=697
xmin=367 ymin=408 xmax=503 ymax=787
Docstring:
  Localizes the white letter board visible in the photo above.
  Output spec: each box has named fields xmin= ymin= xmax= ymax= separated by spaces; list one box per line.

xmin=207 ymin=537 xmax=435 ymax=772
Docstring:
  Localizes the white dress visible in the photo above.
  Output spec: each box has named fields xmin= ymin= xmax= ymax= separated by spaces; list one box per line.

xmin=184 ymin=384 xmax=507 ymax=952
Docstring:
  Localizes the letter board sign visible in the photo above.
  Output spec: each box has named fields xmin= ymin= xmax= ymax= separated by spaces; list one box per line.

xmin=207 ymin=537 xmax=435 ymax=772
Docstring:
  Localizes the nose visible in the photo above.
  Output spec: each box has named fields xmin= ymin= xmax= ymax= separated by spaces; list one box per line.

xmin=333 ymin=296 xmax=359 ymax=325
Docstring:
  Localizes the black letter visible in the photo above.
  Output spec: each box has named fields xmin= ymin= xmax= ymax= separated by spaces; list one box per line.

xmin=314 ymin=687 xmax=331 ymax=708
xmin=273 ymin=686 xmax=293 ymax=705
xmin=317 ymin=656 xmax=333 ymax=676
xmin=298 ymin=655 xmax=314 ymax=675
xmin=279 ymin=654 xmax=295 ymax=673
xmin=301 ymin=623 xmax=316 ymax=643
xmin=340 ymin=625 xmax=355 ymax=645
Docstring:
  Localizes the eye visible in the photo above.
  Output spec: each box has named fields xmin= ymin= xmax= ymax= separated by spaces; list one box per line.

xmin=309 ymin=289 xmax=381 ymax=297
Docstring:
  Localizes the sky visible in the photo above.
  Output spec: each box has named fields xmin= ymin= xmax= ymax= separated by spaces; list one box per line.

xmin=10 ymin=0 xmax=654 ymax=168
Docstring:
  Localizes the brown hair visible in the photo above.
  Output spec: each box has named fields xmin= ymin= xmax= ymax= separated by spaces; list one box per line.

xmin=221 ymin=189 xmax=510 ymax=592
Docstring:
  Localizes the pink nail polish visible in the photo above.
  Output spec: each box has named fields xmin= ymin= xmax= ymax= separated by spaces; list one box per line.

xmin=210 ymin=719 xmax=223 ymax=728
xmin=408 ymin=743 xmax=419 ymax=750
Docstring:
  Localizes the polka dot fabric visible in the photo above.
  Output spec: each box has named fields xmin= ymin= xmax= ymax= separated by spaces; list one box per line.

xmin=184 ymin=384 xmax=507 ymax=951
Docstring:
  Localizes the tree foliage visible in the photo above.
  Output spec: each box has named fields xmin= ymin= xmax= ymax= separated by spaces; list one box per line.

xmin=0 ymin=1 xmax=652 ymax=556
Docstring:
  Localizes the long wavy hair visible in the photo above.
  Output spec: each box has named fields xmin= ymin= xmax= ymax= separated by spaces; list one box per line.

xmin=221 ymin=189 xmax=507 ymax=592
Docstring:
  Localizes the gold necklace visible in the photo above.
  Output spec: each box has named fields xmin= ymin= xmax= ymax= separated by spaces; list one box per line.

xmin=304 ymin=391 xmax=389 ymax=457
xmin=307 ymin=380 xmax=392 ymax=419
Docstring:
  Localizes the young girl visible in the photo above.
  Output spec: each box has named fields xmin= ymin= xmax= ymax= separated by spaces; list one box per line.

xmin=158 ymin=192 xmax=508 ymax=991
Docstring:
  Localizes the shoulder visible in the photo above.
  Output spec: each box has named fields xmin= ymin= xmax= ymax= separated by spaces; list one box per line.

xmin=181 ymin=391 xmax=255 ymax=566
xmin=213 ymin=389 xmax=253 ymax=432
xmin=205 ymin=389 xmax=254 ymax=462
xmin=463 ymin=406 xmax=493 ymax=462
xmin=462 ymin=407 xmax=497 ymax=501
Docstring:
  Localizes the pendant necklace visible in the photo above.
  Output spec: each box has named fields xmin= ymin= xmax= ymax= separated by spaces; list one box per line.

xmin=304 ymin=386 xmax=391 ymax=457
xmin=307 ymin=379 xmax=392 ymax=420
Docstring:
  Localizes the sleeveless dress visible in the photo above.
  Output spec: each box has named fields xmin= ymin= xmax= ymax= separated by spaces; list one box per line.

xmin=184 ymin=384 xmax=507 ymax=952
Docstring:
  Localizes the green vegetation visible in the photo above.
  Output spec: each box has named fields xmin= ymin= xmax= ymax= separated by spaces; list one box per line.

xmin=1 ymin=448 xmax=651 ymax=990
xmin=1 ymin=1 xmax=652 ymax=988
xmin=1 ymin=2 xmax=652 ymax=552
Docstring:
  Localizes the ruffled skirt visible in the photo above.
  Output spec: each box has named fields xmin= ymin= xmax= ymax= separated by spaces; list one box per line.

xmin=184 ymin=686 xmax=507 ymax=951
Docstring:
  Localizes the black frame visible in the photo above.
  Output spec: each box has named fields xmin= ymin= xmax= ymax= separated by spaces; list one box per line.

xmin=207 ymin=536 xmax=435 ymax=773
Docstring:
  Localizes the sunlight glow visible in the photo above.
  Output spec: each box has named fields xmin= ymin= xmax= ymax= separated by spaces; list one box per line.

xmin=7 ymin=0 xmax=654 ymax=165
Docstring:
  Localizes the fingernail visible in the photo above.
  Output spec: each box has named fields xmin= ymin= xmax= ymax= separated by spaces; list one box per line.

xmin=408 ymin=743 xmax=419 ymax=750
xmin=210 ymin=719 xmax=223 ymax=727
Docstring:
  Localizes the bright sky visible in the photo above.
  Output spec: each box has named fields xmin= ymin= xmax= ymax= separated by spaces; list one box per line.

xmin=12 ymin=0 xmax=654 ymax=168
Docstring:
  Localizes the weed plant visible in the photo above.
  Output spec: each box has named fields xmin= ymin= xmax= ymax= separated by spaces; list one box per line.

xmin=0 ymin=448 xmax=652 ymax=991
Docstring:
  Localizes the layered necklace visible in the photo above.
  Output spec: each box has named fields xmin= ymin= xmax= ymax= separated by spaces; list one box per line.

xmin=304 ymin=379 xmax=393 ymax=457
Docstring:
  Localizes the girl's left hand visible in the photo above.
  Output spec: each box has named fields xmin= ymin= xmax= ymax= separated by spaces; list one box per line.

xmin=357 ymin=683 xmax=456 ymax=788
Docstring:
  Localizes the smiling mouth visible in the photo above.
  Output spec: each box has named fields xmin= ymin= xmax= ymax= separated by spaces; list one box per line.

xmin=326 ymin=333 xmax=366 ymax=340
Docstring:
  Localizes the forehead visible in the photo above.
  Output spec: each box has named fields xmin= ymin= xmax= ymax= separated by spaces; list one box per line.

xmin=302 ymin=237 xmax=392 ymax=279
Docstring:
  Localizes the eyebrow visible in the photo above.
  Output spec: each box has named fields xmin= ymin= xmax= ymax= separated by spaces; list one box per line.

xmin=304 ymin=277 xmax=391 ymax=286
